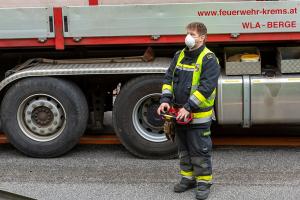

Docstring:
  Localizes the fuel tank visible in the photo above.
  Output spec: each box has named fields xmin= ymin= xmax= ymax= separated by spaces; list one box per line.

xmin=217 ymin=72 xmax=300 ymax=126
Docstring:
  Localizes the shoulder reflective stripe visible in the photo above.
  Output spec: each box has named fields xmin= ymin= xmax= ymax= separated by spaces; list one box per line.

xmin=175 ymin=66 xmax=195 ymax=72
xmin=195 ymin=175 xmax=213 ymax=181
xmin=162 ymin=84 xmax=172 ymax=91
xmin=162 ymin=89 xmax=172 ymax=95
xmin=192 ymin=110 xmax=213 ymax=118
xmin=180 ymin=170 xmax=193 ymax=177
xmin=191 ymin=117 xmax=211 ymax=124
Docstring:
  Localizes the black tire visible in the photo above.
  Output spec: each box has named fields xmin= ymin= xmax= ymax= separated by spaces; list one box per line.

xmin=1 ymin=77 xmax=88 ymax=158
xmin=113 ymin=75 xmax=177 ymax=159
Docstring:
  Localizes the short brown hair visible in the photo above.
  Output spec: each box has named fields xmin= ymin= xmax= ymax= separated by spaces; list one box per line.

xmin=186 ymin=22 xmax=207 ymax=36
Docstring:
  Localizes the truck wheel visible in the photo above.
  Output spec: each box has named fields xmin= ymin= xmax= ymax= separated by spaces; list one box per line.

xmin=113 ymin=75 xmax=177 ymax=159
xmin=1 ymin=77 xmax=88 ymax=157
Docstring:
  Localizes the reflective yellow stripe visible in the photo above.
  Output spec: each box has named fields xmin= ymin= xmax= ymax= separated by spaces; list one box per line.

xmin=199 ymin=89 xmax=216 ymax=108
xmin=180 ymin=170 xmax=193 ymax=177
xmin=196 ymin=175 xmax=213 ymax=181
xmin=174 ymin=47 xmax=217 ymax=111
xmin=191 ymin=117 xmax=212 ymax=124
xmin=177 ymin=63 xmax=195 ymax=69
xmin=192 ymin=110 xmax=213 ymax=119
xmin=177 ymin=50 xmax=185 ymax=66
xmin=191 ymin=47 xmax=212 ymax=88
xmin=203 ymin=131 xmax=211 ymax=136
xmin=195 ymin=175 xmax=213 ymax=181
xmin=193 ymin=90 xmax=207 ymax=102
xmin=162 ymin=84 xmax=172 ymax=92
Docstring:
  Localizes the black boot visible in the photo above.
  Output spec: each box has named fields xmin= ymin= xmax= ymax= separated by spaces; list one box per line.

xmin=173 ymin=177 xmax=196 ymax=193
xmin=195 ymin=182 xmax=212 ymax=200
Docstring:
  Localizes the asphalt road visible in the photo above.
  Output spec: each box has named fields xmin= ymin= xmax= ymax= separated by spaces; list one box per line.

xmin=0 ymin=144 xmax=299 ymax=200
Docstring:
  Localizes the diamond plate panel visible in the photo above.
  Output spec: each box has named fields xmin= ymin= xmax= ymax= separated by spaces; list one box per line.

xmin=225 ymin=47 xmax=261 ymax=75
xmin=0 ymin=57 xmax=171 ymax=91
xmin=225 ymin=62 xmax=261 ymax=75
xmin=277 ymin=47 xmax=300 ymax=74
xmin=280 ymin=60 xmax=300 ymax=74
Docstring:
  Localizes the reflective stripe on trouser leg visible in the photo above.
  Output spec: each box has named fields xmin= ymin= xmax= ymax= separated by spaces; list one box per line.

xmin=180 ymin=170 xmax=193 ymax=177
xmin=179 ymin=150 xmax=193 ymax=173
xmin=175 ymin=125 xmax=193 ymax=174
xmin=191 ymin=156 xmax=212 ymax=178
xmin=195 ymin=175 xmax=213 ymax=183
xmin=187 ymin=127 xmax=213 ymax=181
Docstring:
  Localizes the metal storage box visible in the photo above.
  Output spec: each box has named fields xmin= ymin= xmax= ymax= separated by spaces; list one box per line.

xmin=277 ymin=47 xmax=300 ymax=74
xmin=225 ymin=47 xmax=261 ymax=75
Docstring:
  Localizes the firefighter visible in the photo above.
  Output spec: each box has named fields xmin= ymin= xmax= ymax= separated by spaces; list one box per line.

xmin=157 ymin=22 xmax=220 ymax=200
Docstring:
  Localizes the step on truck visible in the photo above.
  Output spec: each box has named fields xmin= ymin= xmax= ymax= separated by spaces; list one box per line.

xmin=0 ymin=0 xmax=299 ymax=158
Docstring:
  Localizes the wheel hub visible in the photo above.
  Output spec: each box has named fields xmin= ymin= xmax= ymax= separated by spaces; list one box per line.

xmin=18 ymin=95 xmax=66 ymax=141
xmin=145 ymin=103 xmax=164 ymax=127
xmin=132 ymin=93 xmax=167 ymax=143
xmin=32 ymin=106 xmax=54 ymax=126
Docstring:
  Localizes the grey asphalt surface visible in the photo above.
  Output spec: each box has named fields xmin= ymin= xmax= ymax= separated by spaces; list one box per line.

xmin=0 ymin=144 xmax=299 ymax=200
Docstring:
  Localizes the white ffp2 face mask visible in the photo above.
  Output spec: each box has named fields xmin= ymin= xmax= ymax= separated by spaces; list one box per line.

xmin=185 ymin=34 xmax=196 ymax=49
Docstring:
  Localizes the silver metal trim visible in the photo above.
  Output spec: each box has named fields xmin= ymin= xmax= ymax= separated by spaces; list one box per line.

xmin=216 ymin=73 xmax=224 ymax=124
xmin=189 ymin=94 xmax=201 ymax=106
xmin=0 ymin=57 xmax=171 ymax=91
xmin=175 ymin=66 xmax=195 ymax=72
xmin=191 ymin=117 xmax=212 ymax=124
xmin=162 ymin=89 xmax=172 ymax=95
xmin=242 ymin=75 xmax=251 ymax=128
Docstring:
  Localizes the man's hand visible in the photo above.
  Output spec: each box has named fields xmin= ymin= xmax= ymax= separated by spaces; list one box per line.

xmin=176 ymin=107 xmax=190 ymax=121
xmin=157 ymin=103 xmax=170 ymax=115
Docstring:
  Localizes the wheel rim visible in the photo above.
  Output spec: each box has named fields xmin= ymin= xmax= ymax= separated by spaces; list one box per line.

xmin=17 ymin=94 xmax=66 ymax=142
xmin=132 ymin=93 xmax=167 ymax=143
